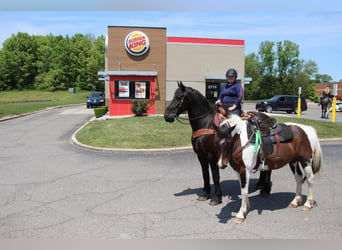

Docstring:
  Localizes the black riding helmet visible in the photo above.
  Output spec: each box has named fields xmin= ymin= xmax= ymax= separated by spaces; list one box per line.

xmin=225 ymin=68 xmax=238 ymax=77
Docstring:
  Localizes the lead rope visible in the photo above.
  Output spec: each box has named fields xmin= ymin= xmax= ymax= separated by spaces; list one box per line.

xmin=253 ymin=130 xmax=265 ymax=172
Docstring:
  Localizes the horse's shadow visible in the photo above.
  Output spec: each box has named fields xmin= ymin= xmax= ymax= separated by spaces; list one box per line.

xmin=174 ymin=178 xmax=302 ymax=224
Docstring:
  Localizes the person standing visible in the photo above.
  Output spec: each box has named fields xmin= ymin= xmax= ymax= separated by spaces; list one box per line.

xmin=215 ymin=68 xmax=243 ymax=115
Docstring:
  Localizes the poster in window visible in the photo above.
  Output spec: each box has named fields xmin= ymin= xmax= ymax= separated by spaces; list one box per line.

xmin=135 ymin=82 xmax=146 ymax=98
xmin=118 ymin=80 xmax=129 ymax=98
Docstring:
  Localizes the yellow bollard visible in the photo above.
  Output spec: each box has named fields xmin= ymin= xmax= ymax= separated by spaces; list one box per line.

xmin=297 ymin=97 xmax=301 ymax=118
xmin=331 ymin=97 xmax=336 ymax=123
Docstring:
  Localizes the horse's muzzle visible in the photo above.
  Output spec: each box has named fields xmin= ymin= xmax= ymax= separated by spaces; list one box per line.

xmin=164 ymin=113 xmax=176 ymax=122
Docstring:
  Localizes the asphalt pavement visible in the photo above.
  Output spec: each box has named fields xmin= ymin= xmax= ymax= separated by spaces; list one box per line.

xmin=0 ymin=105 xmax=341 ymax=239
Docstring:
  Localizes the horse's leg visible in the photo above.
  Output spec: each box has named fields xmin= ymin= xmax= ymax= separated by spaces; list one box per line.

xmin=197 ymin=157 xmax=211 ymax=201
xmin=288 ymin=163 xmax=303 ymax=208
xmin=302 ymin=163 xmax=315 ymax=211
xmin=255 ymin=170 xmax=272 ymax=195
xmin=321 ymin=107 xmax=324 ymax=118
xmin=209 ymin=161 xmax=222 ymax=205
xmin=234 ymin=169 xmax=250 ymax=224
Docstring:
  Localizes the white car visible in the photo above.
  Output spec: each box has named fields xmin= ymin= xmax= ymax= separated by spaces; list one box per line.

xmin=330 ymin=101 xmax=342 ymax=112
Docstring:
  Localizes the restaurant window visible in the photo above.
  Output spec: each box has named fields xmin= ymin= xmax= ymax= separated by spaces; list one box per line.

xmin=114 ymin=80 xmax=150 ymax=99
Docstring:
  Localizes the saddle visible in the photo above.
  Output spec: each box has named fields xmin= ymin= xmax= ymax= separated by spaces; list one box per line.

xmin=215 ymin=108 xmax=293 ymax=156
xmin=245 ymin=111 xmax=293 ymax=156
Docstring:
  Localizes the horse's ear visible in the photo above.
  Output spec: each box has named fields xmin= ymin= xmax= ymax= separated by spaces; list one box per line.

xmin=177 ymin=80 xmax=186 ymax=91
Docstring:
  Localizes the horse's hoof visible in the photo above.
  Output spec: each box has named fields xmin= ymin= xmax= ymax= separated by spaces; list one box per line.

xmin=288 ymin=203 xmax=298 ymax=208
xmin=259 ymin=191 xmax=270 ymax=197
xmin=197 ymin=195 xmax=209 ymax=201
xmin=234 ymin=217 xmax=245 ymax=224
xmin=301 ymin=206 xmax=312 ymax=211
xmin=209 ymin=199 xmax=222 ymax=206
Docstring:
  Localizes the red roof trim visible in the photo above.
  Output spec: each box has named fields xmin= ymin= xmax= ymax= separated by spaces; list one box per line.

xmin=167 ymin=37 xmax=244 ymax=46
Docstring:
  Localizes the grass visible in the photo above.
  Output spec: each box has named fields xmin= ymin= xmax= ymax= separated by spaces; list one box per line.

xmin=1 ymin=90 xmax=341 ymax=149
xmin=273 ymin=116 xmax=342 ymax=139
xmin=75 ymin=114 xmax=342 ymax=149
xmin=0 ymin=90 xmax=89 ymax=118
xmin=76 ymin=116 xmax=193 ymax=149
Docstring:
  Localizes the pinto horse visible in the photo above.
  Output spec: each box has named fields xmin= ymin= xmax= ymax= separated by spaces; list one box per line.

xmin=320 ymin=97 xmax=332 ymax=119
xmin=216 ymin=113 xmax=323 ymax=223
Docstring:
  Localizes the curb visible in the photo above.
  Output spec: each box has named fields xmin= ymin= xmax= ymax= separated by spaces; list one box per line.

xmin=70 ymin=117 xmax=193 ymax=154
xmin=0 ymin=104 xmax=85 ymax=122
xmin=70 ymin=117 xmax=342 ymax=153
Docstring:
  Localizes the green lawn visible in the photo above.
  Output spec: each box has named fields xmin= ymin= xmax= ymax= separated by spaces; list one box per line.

xmin=75 ymin=115 xmax=342 ymax=149
xmin=76 ymin=116 xmax=193 ymax=149
xmin=1 ymin=90 xmax=341 ymax=149
xmin=0 ymin=90 xmax=89 ymax=118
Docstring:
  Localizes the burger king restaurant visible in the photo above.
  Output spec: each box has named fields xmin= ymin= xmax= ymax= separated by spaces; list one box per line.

xmin=98 ymin=26 xmax=245 ymax=116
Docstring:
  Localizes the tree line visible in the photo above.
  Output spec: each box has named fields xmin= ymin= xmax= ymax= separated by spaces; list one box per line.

xmin=0 ymin=32 xmax=335 ymax=100
xmin=244 ymin=40 xmax=334 ymax=101
xmin=0 ymin=32 xmax=105 ymax=91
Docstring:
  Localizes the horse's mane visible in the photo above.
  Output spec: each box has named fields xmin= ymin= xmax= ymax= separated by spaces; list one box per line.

xmin=187 ymin=87 xmax=216 ymax=111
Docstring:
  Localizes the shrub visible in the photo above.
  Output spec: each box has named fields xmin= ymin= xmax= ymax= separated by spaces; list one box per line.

xmin=94 ymin=106 xmax=108 ymax=118
xmin=131 ymin=100 xmax=151 ymax=116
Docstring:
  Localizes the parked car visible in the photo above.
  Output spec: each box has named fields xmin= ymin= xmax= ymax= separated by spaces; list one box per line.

xmin=255 ymin=95 xmax=307 ymax=114
xmin=86 ymin=92 xmax=105 ymax=108
xmin=330 ymin=101 xmax=342 ymax=112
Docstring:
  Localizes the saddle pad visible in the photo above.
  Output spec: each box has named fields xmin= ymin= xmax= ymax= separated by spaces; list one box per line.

xmin=247 ymin=123 xmax=293 ymax=155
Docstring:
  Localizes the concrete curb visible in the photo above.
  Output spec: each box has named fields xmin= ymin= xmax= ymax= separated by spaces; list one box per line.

xmin=2 ymin=106 xmax=341 ymax=153
xmin=70 ymin=116 xmax=194 ymax=154
xmin=70 ymin=117 xmax=342 ymax=153
xmin=0 ymin=104 xmax=85 ymax=122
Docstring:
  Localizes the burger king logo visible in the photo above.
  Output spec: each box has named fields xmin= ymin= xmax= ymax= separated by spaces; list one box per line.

xmin=124 ymin=31 xmax=150 ymax=56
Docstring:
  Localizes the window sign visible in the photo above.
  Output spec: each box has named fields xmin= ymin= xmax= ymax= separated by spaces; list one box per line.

xmin=135 ymin=82 xmax=146 ymax=99
xmin=118 ymin=80 xmax=130 ymax=98
xmin=115 ymin=80 xmax=150 ymax=99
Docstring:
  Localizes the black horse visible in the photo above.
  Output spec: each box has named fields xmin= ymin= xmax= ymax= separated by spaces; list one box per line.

xmin=320 ymin=97 xmax=332 ymax=119
xmin=164 ymin=81 xmax=271 ymax=205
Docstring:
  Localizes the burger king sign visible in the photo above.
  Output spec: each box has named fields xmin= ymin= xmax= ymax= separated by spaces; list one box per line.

xmin=124 ymin=31 xmax=150 ymax=56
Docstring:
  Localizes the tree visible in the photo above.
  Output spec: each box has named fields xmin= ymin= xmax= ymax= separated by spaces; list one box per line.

xmin=0 ymin=32 xmax=38 ymax=90
xmin=245 ymin=40 xmax=319 ymax=100
xmin=314 ymin=73 xmax=333 ymax=83
xmin=244 ymin=52 xmax=261 ymax=99
xmin=0 ymin=32 xmax=105 ymax=91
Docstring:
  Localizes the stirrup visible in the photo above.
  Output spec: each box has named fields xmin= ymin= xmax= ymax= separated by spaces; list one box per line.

xmin=252 ymin=159 xmax=266 ymax=173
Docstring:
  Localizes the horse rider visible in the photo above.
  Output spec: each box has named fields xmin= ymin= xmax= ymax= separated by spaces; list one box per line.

xmin=215 ymin=67 xmax=272 ymax=194
xmin=320 ymin=86 xmax=334 ymax=102
xmin=215 ymin=68 xmax=243 ymax=116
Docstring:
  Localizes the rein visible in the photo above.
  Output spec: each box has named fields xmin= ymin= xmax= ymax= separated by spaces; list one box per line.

xmin=170 ymin=87 xmax=215 ymax=136
xmin=173 ymin=88 xmax=213 ymax=124
xmin=231 ymin=131 xmax=255 ymax=158
xmin=176 ymin=109 xmax=212 ymax=124
xmin=221 ymin=119 xmax=256 ymax=158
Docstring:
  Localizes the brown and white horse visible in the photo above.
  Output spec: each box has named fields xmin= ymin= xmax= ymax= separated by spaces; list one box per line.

xmin=216 ymin=113 xmax=323 ymax=223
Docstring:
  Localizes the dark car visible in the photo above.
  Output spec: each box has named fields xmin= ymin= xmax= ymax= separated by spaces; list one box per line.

xmin=255 ymin=95 xmax=307 ymax=114
xmin=86 ymin=92 xmax=105 ymax=108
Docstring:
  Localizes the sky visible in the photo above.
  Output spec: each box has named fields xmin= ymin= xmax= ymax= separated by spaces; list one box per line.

xmin=0 ymin=0 xmax=341 ymax=81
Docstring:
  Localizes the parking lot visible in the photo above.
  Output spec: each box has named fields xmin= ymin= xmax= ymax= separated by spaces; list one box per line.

xmin=0 ymin=105 xmax=341 ymax=239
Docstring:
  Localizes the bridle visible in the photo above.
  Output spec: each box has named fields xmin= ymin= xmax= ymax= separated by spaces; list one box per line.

xmin=172 ymin=88 xmax=212 ymax=124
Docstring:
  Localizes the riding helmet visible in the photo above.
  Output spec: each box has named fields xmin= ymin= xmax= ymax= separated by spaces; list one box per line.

xmin=226 ymin=68 xmax=238 ymax=77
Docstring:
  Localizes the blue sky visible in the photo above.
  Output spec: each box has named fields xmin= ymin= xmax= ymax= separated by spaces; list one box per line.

xmin=0 ymin=0 xmax=341 ymax=81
